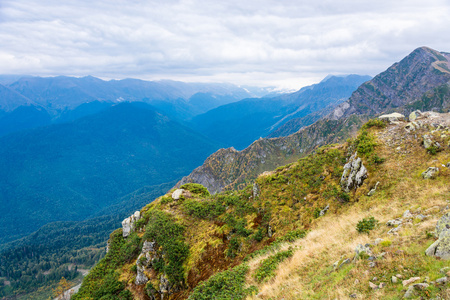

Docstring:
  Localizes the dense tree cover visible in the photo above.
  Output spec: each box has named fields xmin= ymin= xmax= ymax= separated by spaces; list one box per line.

xmin=0 ymin=215 xmax=118 ymax=298
xmin=0 ymin=182 xmax=171 ymax=298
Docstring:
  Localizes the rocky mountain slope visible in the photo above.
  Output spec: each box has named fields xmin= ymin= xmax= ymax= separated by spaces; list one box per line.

xmin=178 ymin=47 xmax=450 ymax=194
xmin=73 ymin=111 xmax=450 ymax=299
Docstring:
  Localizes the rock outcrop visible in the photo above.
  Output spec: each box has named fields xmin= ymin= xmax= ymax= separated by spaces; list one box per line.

xmin=340 ymin=152 xmax=368 ymax=192
xmin=122 ymin=211 xmax=141 ymax=238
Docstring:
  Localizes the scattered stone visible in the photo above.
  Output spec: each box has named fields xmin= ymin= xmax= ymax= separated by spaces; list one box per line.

xmin=354 ymin=244 xmax=372 ymax=261
xmin=367 ymin=182 xmax=380 ymax=196
xmin=425 ymin=206 xmax=441 ymax=214
xmin=374 ymin=238 xmax=384 ymax=245
xmin=378 ymin=282 xmax=386 ymax=289
xmin=440 ymin=267 xmax=450 ymax=274
xmin=319 ymin=204 xmax=329 ymax=216
xmin=403 ymin=210 xmax=413 ymax=219
xmin=349 ymin=294 xmax=357 ymax=298
xmin=386 ymin=219 xmax=402 ymax=227
xmin=415 ymin=214 xmax=427 ymax=221
xmin=369 ymin=262 xmax=376 ymax=268
xmin=422 ymin=167 xmax=439 ymax=179
xmin=387 ymin=225 xmax=402 ymax=235
xmin=409 ymin=110 xmax=422 ymax=121
xmin=447 ymin=162 xmax=450 ymax=168
xmin=396 ymin=274 xmax=403 ymax=278
xmin=404 ymin=285 xmax=415 ymax=298
xmin=404 ymin=123 xmax=415 ymax=132
xmin=368 ymin=281 xmax=378 ymax=290
xmin=423 ymin=135 xmax=433 ymax=149
xmin=171 ymin=189 xmax=184 ymax=200
xmin=372 ymin=277 xmax=378 ymax=281
xmin=436 ymin=277 xmax=448 ymax=284
xmin=402 ymin=277 xmax=421 ymax=286
xmin=268 ymin=225 xmax=273 ymax=238
xmin=392 ymin=276 xmax=398 ymax=283
xmin=340 ymin=152 xmax=368 ymax=192
xmin=354 ymin=279 xmax=360 ymax=285
xmin=413 ymin=283 xmax=429 ymax=290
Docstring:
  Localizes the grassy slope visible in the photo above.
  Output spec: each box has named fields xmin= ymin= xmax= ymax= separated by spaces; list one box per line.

xmin=73 ymin=116 xmax=450 ymax=300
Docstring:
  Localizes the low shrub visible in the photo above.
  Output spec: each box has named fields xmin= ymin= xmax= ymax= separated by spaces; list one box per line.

xmin=180 ymin=183 xmax=210 ymax=197
xmin=356 ymin=217 xmax=378 ymax=234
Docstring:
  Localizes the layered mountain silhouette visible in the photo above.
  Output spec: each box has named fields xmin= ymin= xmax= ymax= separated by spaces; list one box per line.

xmin=189 ymin=75 xmax=370 ymax=149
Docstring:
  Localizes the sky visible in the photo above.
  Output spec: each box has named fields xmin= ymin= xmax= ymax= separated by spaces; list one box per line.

xmin=1 ymin=0 xmax=450 ymax=90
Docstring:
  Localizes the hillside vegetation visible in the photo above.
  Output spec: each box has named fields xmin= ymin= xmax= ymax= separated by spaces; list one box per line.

xmin=73 ymin=112 xmax=450 ymax=299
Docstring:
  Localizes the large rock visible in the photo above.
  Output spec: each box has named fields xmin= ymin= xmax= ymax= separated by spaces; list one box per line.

xmin=378 ymin=113 xmax=405 ymax=123
xmin=426 ymin=213 xmax=450 ymax=260
xmin=122 ymin=211 xmax=141 ymax=238
xmin=340 ymin=152 xmax=368 ymax=192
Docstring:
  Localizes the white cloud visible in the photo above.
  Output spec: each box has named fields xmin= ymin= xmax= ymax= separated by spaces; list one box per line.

xmin=0 ymin=0 xmax=449 ymax=89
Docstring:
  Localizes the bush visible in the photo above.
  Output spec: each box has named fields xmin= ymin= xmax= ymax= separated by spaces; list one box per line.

xmin=362 ymin=119 xmax=386 ymax=130
xmin=188 ymin=264 xmax=255 ymax=300
xmin=180 ymin=183 xmax=210 ymax=197
xmin=355 ymin=130 xmax=377 ymax=156
xmin=371 ymin=153 xmax=385 ymax=164
xmin=356 ymin=217 xmax=378 ymax=234
xmin=182 ymin=199 xmax=225 ymax=220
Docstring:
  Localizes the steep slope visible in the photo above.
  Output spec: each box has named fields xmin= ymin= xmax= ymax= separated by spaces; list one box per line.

xmin=179 ymin=47 xmax=450 ymax=194
xmin=0 ymin=102 xmax=220 ymax=245
xmin=73 ymin=113 xmax=450 ymax=299
xmin=189 ymin=75 xmax=370 ymax=149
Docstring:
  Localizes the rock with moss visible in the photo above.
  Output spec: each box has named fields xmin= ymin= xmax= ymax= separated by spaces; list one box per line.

xmin=409 ymin=110 xmax=423 ymax=121
xmin=421 ymin=167 xmax=439 ymax=179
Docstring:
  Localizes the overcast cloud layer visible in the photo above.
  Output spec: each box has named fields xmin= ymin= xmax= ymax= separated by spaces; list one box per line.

xmin=1 ymin=0 xmax=449 ymax=89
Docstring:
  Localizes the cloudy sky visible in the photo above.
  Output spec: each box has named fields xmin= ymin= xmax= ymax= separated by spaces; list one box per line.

xmin=1 ymin=0 xmax=449 ymax=89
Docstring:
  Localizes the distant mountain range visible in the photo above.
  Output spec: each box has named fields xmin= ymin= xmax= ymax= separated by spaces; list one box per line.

xmin=189 ymin=74 xmax=371 ymax=149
